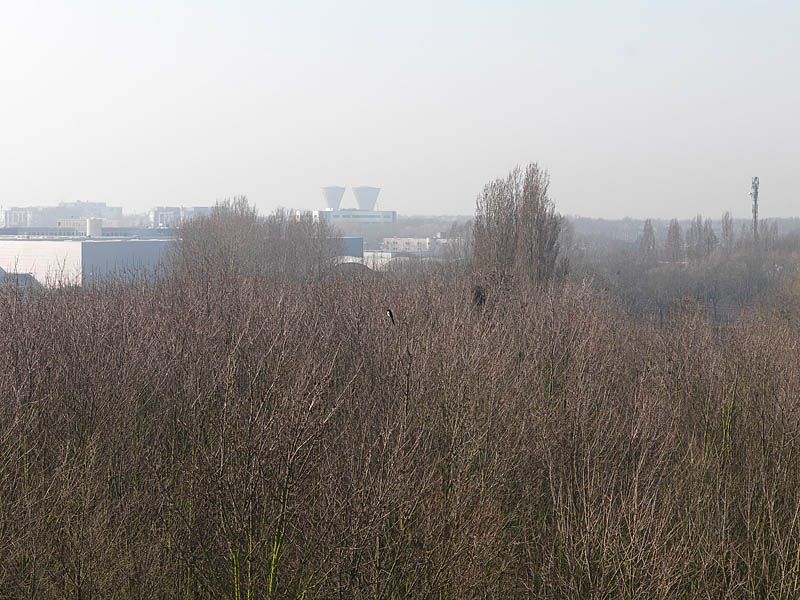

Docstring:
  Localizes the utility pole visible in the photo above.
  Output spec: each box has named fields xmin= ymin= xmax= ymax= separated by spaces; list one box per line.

xmin=750 ymin=176 xmax=760 ymax=244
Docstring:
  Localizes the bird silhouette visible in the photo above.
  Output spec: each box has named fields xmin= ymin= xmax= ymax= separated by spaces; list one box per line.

xmin=385 ymin=308 xmax=396 ymax=325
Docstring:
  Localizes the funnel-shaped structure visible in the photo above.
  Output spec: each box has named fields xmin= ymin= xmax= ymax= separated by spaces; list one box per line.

xmin=352 ymin=186 xmax=380 ymax=211
xmin=322 ymin=186 xmax=346 ymax=210
xmin=322 ymin=185 xmax=344 ymax=210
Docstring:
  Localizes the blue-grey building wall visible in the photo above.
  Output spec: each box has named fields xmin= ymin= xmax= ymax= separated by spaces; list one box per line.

xmin=81 ymin=239 xmax=173 ymax=284
xmin=338 ymin=237 xmax=364 ymax=258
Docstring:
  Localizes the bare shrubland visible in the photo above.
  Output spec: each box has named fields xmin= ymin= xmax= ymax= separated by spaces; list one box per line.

xmin=1 ymin=262 xmax=800 ymax=598
xmin=2 ymin=189 xmax=800 ymax=598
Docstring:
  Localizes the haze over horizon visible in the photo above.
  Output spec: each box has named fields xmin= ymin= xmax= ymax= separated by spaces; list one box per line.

xmin=1 ymin=1 xmax=798 ymax=219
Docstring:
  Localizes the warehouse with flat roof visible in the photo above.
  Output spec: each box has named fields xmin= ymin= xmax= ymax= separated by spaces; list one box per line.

xmin=0 ymin=237 xmax=172 ymax=286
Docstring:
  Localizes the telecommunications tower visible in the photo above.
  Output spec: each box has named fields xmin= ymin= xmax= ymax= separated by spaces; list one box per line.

xmin=750 ymin=177 xmax=760 ymax=243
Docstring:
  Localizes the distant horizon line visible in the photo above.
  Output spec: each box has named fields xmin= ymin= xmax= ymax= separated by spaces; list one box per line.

xmin=2 ymin=200 xmax=798 ymax=222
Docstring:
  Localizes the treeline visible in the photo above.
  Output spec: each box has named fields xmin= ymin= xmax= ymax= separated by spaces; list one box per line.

xmin=641 ymin=213 xmax=779 ymax=263
xmin=171 ymin=197 xmax=341 ymax=283
xmin=567 ymin=212 xmax=800 ymax=323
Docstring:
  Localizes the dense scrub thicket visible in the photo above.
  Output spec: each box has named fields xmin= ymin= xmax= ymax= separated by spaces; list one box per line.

xmin=2 ymin=269 xmax=800 ymax=598
xmin=172 ymin=198 xmax=342 ymax=284
xmin=3 ymin=188 xmax=800 ymax=598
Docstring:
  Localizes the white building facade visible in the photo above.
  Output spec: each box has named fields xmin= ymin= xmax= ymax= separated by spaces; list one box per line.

xmin=0 ymin=238 xmax=173 ymax=286
xmin=313 ymin=209 xmax=397 ymax=226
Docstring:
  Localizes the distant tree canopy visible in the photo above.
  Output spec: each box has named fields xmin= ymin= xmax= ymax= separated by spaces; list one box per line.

xmin=171 ymin=196 xmax=340 ymax=282
xmin=684 ymin=215 xmax=718 ymax=262
xmin=639 ymin=219 xmax=657 ymax=263
xmin=472 ymin=163 xmax=563 ymax=292
xmin=665 ymin=219 xmax=684 ymax=263
xmin=721 ymin=211 xmax=735 ymax=252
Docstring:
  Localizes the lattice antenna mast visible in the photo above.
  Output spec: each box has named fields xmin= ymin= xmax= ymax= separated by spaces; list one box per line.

xmin=750 ymin=176 xmax=760 ymax=243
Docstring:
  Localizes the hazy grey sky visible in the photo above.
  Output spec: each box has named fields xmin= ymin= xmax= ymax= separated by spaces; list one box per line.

xmin=1 ymin=1 xmax=798 ymax=218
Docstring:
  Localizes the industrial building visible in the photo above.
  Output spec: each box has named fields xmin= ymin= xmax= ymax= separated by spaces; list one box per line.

xmin=2 ymin=201 xmax=124 ymax=228
xmin=381 ymin=237 xmax=437 ymax=255
xmin=316 ymin=209 xmax=397 ymax=226
xmin=313 ymin=186 xmax=397 ymax=226
xmin=2 ymin=202 xmax=214 ymax=231
xmin=56 ymin=218 xmax=104 ymax=236
xmin=336 ymin=237 xmax=364 ymax=258
xmin=148 ymin=206 xmax=213 ymax=228
xmin=0 ymin=236 xmax=172 ymax=287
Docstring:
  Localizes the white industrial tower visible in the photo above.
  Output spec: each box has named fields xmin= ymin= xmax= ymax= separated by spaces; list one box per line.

xmin=352 ymin=187 xmax=381 ymax=211
xmin=321 ymin=186 xmax=346 ymax=211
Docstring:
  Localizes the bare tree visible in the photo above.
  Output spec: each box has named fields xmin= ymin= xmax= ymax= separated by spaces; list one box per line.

xmin=665 ymin=219 xmax=684 ymax=263
xmin=759 ymin=219 xmax=779 ymax=252
xmin=639 ymin=219 xmax=657 ymax=263
xmin=721 ymin=211 xmax=735 ymax=253
xmin=171 ymin=197 xmax=340 ymax=283
xmin=702 ymin=218 xmax=717 ymax=257
xmin=686 ymin=215 xmax=706 ymax=261
xmin=473 ymin=163 xmax=562 ymax=292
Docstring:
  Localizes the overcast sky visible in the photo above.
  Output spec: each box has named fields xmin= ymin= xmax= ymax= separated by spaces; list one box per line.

xmin=1 ymin=1 xmax=798 ymax=218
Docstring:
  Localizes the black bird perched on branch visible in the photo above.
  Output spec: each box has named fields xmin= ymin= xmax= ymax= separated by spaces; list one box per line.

xmin=472 ymin=285 xmax=486 ymax=308
xmin=385 ymin=308 xmax=396 ymax=325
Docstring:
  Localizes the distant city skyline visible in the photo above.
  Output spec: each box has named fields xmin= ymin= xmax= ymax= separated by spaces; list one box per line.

xmin=1 ymin=1 xmax=798 ymax=219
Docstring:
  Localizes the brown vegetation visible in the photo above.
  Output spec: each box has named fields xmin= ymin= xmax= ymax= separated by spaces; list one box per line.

xmin=2 ymin=262 xmax=800 ymax=597
xmin=473 ymin=164 xmax=564 ymax=293
xmin=2 ymin=189 xmax=800 ymax=598
xmin=172 ymin=198 xmax=341 ymax=284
